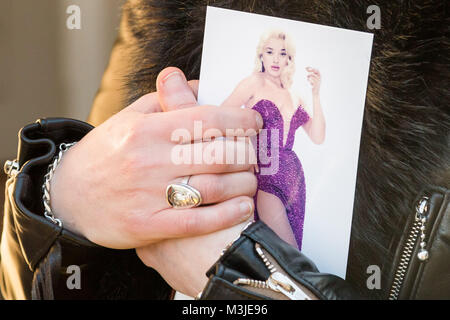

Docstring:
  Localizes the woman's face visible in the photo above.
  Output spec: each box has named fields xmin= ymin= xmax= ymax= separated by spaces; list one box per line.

xmin=261 ymin=37 xmax=289 ymax=78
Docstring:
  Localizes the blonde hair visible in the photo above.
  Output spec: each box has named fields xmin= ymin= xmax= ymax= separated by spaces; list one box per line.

xmin=254 ymin=29 xmax=296 ymax=89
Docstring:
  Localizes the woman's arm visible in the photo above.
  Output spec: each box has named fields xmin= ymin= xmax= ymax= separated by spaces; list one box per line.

xmin=302 ymin=67 xmax=326 ymax=144
xmin=220 ymin=74 xmax=261 ymax=108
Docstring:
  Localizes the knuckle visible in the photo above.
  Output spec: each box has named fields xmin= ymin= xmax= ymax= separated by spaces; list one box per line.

xmin=120 ymin=146 xmax=165 ymax=175
xmin=120 ymin=151 xmax=146 ymax=175
xmin=206 ymin=108 xmax=222 ymax=129
xmin=201 ymin=175 xmax=224 ymax=202
xmin=121 ymin=208 xmax=145 ymax=236
xmin=178 ymin=212 xmax=200 ymax=236
xmin=122 ymin=117 xmax=146 ymax=145
xmin=121 ymin=208 xmax=159 ymax=244
xmin=149 ymin=114 xmax=171 ymax=137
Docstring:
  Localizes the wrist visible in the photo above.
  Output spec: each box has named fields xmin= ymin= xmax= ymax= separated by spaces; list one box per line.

xmin=312 ymin=92 xmax=320 ymax=100
xmin=47 ymin=143 xmax=84 ymax=236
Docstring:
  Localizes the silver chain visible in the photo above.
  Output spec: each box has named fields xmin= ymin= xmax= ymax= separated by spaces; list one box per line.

xmin=42 ymin=142 xmax=77 ymax=227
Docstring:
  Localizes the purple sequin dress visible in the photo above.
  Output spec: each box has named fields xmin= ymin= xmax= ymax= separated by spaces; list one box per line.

xmin=252 ymin=99 xmax=310 ymax=250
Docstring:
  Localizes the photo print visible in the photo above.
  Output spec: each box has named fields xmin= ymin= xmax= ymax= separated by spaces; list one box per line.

xmin=198 ymin=6 xmax=373 ymax=278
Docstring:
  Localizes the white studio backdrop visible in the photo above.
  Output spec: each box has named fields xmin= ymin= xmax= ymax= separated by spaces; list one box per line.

xmin=199 ymin=6 xmax=373 ymax=278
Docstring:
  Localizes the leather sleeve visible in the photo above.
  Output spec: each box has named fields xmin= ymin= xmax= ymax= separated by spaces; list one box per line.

xmin=0 ymin=118 xmax=172 ymax=299
xmin=200 ymin=221 xmax=364 ymax=300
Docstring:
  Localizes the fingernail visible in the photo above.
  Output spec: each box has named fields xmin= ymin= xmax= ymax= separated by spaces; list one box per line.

xmin=162 ymin=71 xmax=184 ymax=90
xmin=239 ymin=200 xmax=253 ymax=220
xmin=255 ymin=113 xmax=264 ymax=129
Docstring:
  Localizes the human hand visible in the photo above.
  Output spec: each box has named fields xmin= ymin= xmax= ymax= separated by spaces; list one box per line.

xmin=49 ymin=68 xmax=261 ymax=249
xmin=137 ymin=220 xmax=250 ymax=297
xmin=135 ymin=67 xmax=258 ymax=296
xmin=306 ymin=67 xmax=321 ymax=96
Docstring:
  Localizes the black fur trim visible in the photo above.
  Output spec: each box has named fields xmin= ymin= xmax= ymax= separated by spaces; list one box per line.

xmin=123 ymin=0 xmax=450 ymax=298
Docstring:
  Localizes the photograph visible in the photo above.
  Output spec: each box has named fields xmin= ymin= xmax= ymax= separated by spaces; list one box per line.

xmin=198 ymin=6 xmax=374 ymax=278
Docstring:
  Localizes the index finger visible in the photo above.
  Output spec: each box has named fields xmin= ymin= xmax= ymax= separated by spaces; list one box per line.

xmin=149 ymin=105 xmax=264 ymax=143
xmin=306 ymin=67 xmax=320 ymax=75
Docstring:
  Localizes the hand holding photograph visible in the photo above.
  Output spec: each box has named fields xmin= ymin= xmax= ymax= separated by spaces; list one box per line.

xmin=198 ymin=6 xmax=374 ymax=278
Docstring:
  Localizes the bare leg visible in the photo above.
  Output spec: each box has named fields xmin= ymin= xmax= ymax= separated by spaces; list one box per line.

xmin=256 ymin=190 xmax=298 ymax=249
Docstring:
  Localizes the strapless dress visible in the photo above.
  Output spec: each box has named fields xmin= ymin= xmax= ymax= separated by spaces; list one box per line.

xmin=251 ymin=99 xmax=310 ymax=250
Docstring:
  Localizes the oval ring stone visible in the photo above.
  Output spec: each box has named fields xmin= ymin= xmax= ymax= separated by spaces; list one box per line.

xmin=166 ymin=183 xmax=202 ymax=209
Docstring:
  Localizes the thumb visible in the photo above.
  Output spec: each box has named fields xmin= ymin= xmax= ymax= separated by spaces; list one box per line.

xmin=156 ymin=67 xmax=199 ymax=111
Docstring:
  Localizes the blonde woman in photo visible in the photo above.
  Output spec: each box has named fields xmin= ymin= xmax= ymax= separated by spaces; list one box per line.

xmin=221 ymin=30 xmax=326 ymax=249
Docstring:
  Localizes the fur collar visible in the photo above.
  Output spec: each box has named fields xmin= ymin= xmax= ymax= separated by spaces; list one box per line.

xmin=123 ymin=0 xmax=450 ymax=298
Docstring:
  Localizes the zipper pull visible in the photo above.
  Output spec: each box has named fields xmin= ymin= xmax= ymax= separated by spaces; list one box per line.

xmin=388 ymin=195 xmax=432 ymax=299
xmin=233 ymin=243 xmax=313 ymax=300
xmin=415 ymin=196 xmax=429 ymax=261
xmin=4 ymin=159 xmax=19 ymax=178
xmin=255 ymin=243 xmax=311 ymax=300
xmin=267 ymin=271 xmax=311 ymax=300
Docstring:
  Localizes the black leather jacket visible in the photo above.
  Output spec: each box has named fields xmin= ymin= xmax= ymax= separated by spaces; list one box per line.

xmin=1 ymin=118 xmax=448 ymax=299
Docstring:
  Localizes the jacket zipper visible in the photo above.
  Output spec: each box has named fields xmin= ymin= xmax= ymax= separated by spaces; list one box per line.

xmin=388 ymin=196 xmax=430 ymax=300
xmin=233 ymin=243 xmax=312 ymax=300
